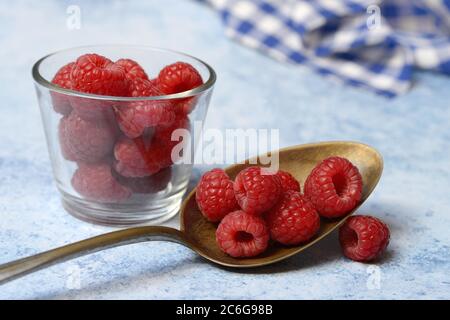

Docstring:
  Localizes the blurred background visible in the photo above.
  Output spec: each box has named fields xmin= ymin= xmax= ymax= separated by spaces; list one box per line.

xmin=0 ymin=0 xmax=449 ymax=299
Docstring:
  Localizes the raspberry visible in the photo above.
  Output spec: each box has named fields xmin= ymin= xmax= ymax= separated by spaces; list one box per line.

xmin=70 ymin=54 xmax=128 ymax=121
xmin=153 ymin=116 xmax=190 ymax=143
xmin=216 ymin=210 xmax=269 ymax=258
xmin=149 ymin=117 xmax=190 ymax=167
xmin=72 ymin=163 xmax=131 ymax=203
xmin=114 ymin=100 xmax=176 ymax=138
xmin=195 ymin=169 xmax=239 ymax=222
xmin=71 ymin=96 xmax=117 ymax=122
xmin=233 ymin=166 xmax=282 ymax=215
xmin=51 ymin=62 xmax=75 ymax=115
xmin=276 ymin=170 xmax=301 ymax=193
xmin=157 ymin=62 xmax=203 ymax=94
xmin=71 ymin=54 xmax=128 ymax=96
xmin=266 ymin=191 xmax=320 ymax=245
xmin=149 ymin=77 xmax=159 ymax=88
xmin=113 ymin=136 xmax=172 ymax=177
xmin=304 ymin=156 xmax=362 ymax=218
xmin=127 ymin=78 xmax=161 ymax=97
xmin=171 ymin=97 xmax=197 ymax=118
xmin=59 ymin=112 xmax=117 ymax=163
xmin=115 ymin=58 xmax=148 ymax=81
xmin=114 ymin=167 xmax=172 ymax=194
xmin=339 ymin=215 xmax=390 ymax=262
xmin=114 ymin=119 xmax=190 ymax=177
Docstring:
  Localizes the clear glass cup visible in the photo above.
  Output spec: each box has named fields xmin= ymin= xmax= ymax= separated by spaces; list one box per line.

xmin=33 ymin=45 xmax=216 ymax=226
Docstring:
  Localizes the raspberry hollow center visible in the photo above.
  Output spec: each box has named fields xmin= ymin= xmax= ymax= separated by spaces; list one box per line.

xmin=345 ymin=228 xmax=359 ymax=248
xmin=332 ymin=173 xmax=348 ymax=197
xmin=235 ymin=231 xmax=254 ymax=242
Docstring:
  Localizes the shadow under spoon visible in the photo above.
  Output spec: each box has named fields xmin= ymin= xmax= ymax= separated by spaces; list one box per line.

xmin=0 ymin=141 xmax=383 ymax=285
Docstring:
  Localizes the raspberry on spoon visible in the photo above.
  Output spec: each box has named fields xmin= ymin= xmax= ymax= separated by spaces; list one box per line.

xmin=233 ymin=166 xmax=282 ymax=215
xmin=276 ymin=170 xmax=301 ymax=193
xmin=266 ymin=191 xmax=320 ymax=246
xmin=216 ymin=210 xmax=270 ymax=258
xmin=196 ymin=169 xmax=239 ymax=222
xmin=304 ymin=156 xmax=362 ymax=218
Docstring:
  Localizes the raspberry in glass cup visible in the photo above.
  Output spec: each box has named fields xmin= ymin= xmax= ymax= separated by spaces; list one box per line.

xmin=33 ymin=45 xmax=216 ymax=226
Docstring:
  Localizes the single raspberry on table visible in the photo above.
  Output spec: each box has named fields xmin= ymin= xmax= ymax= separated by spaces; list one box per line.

xmin=113 ymin=167 xmax=172 ymax=194
xmin=70 ymin=54 xmax=128 ymax=120
xmin=266 ymin=191 xmax=320 ymax=246
xmin=233 ymin=166 xmax=282 ymax=215
xmin=339 ymin=215 xmax=390 ymax=262
xmin=113 ymin=136 xmax=173 ymax=178
xmin=216 ymin=210 xmax=269 ymax=258
xmin=115 ymin=58 xmax=148 ymax=81
xmin=304 ymin=156 xmax=362 ymax=218
xmin=196 ymin=169 xmax=239 ymax=222
xmin=72 ymin=163 xmax=131 ymax=203
xmin=58 ymin=112 xmax=118 ymax=163
xmin=157 ymin=62 xmax=203 ymax=94
xmin=276 ymin=170 xmax=301 ymax=193
xmin=51 ymin=62 xmax=75 ymax=116
xmin=114 ymin=100 xmax=177 ymax=139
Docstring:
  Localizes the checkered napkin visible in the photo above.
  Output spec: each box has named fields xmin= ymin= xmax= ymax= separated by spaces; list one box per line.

xmin=203 ymin=0 xmax=450 ymax=97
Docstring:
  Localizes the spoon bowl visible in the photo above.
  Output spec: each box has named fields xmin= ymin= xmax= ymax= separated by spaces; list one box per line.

xmin=0 ymin=141 xmax=382 ymax=284
xmin=181 ymin=141 xmax=383 ymax=267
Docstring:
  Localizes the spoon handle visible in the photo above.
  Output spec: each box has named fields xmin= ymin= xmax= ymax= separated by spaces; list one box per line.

xmin=0 ymin=226 xmax=189 ymax=285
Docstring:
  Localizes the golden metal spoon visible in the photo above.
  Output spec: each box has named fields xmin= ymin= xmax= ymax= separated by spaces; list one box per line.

xmin=0 ymin=141 xmax=382 ymax=285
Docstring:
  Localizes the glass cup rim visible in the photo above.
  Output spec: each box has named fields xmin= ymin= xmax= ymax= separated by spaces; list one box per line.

xmin=32 ymin=44 xmax=217 ymax=101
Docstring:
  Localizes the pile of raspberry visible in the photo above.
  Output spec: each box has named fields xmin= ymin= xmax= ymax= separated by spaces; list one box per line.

xmin=52 ymin=54 xmax=203 ymax=203
xmin=196 ymin=157 xmax=390 ymax=262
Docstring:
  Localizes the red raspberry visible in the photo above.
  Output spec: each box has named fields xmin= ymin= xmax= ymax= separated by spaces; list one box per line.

xmin=233 ymin=166 xmax=282 ymax=215
xmin=70 ymin=54 xmax=128 ymax=121
xmin=127 ymin=78 xmax=161 ymax=97
xmin=113 ymin=167 xmax=172 ymax=194
xmin=276 ymin=170 xmax=301 ymax=193
xmin=114 ymin=100 xmax=176 ymax=138
xmin=195 ymin=169 xmax=239 ymax=222
xmin=149 ymin=77 xmax=159 ymax=87
xmin=304 ymin=157 xmax=362 ymax=218
xmin=339 ymin=215 xmax=390 ymax=262
xmin=153 ymin=116 xmax=190 ymax=143
xmin=70 ymin=54 xmax=128 ymax=96
xmin=71 ymin=96 xmax=117 ymax=122
xmin=266 ymin=191 xmax=320 ymax=245
xmin=150 ymin=117 xmax=190 ymax=167
xmin=115 ymin=58 xmax=148 ymax=81
xmin=157 ymin=62 xmax=203 ymax=94
xmin=171 ymin=97 xmax=197 ymax=118
xmin=72 ymin=163 xmax=131 ymax=203
xmin=216 ymin=210 xmax=269 ymax=258
xmin=59 ymin=112 xmax=117 ymax=163
xmin=113 ymin=136 xmax=172 ymax=177
xmin=51 ymin=62 xmax=75 ymax=115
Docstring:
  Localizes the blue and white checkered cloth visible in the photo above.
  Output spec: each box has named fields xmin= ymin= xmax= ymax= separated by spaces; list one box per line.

xmin=203 ymin=0 xmax=450 ymax=97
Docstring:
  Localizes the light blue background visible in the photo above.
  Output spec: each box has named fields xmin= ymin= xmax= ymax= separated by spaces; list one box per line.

xmin=0 ymin=0 xmax=449 ymax=299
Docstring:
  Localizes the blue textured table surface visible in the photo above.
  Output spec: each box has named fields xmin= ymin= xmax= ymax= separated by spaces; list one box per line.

xmin=0 ymin=0 xmax=449 ymax=299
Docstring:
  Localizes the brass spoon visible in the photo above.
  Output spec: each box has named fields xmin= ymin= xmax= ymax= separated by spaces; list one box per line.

xmin=0 ymin=141 xmax=382 ymax=285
